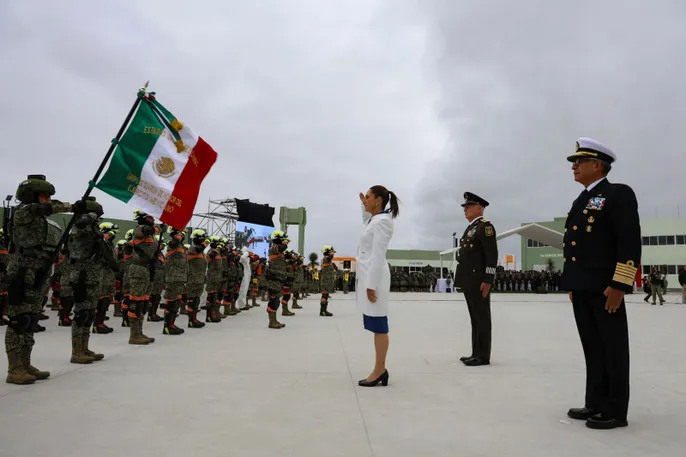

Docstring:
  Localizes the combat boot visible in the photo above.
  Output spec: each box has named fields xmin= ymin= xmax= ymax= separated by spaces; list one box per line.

xmin=138 ymin=318 xmax=155 ymax=343
xmin=163 ymin=311 xmax=183 ymax=335
xmin=282 ymin=300 xmax=295 ymax=316
xmin=268 ymin=311 xmax=285 ymax=329
xmin=113 ymin=299 xmax=123 ymax=317
xmin=226 ymin=303 xmax=240 ymax=315
xmin=292 ymin=295 xmax=303 ymax=309
xmin=82 ymin=331 xmax=104 ymax=361
xmin=6 ymin=349 xmax=36 ymax=385
xmin=188 ymin=307 xmax=206 ymax=328
xmin=70 ymin=335 xmax=94 ymax=364
xmin=320 ymin=302 xmax=333 ymax=317
xmin=21 ymin=346 xmax=50 ymax=380
xmin=128 ymin=318 xmax=150 ymax=345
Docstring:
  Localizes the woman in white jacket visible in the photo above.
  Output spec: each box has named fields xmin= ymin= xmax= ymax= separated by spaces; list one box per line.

xmin=236 ymin=247 xmax=252 ymax=310
xmin=356 ymin=185 xmax=399 ymax=387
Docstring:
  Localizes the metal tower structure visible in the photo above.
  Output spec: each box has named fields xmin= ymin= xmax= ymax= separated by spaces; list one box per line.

xmin=192 ymin=198 xmax=239 ymax=243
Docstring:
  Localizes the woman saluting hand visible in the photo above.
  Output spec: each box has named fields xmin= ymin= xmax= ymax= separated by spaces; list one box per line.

xmin=356 ymin=186 xmax=400 ymax=387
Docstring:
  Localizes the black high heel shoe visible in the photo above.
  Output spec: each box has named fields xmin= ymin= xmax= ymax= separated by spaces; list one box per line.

xmin=358 ymin=369 xmax=389 ymax=387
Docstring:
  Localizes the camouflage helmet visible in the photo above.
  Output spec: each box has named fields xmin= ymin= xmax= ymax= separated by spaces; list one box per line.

xmin=99 ymin=222 xmax=119 ymax=235
xmin=117 ymin=239 xmax=126 ymax=247
xmin=125 ymin=229 xmax=134 ymax=241
xmin=15 ymin=174 xmax=55 ymax=203
xmin=191 ymin=228 xmax=208 ymax=242
xmin=133 ymin=209 xmax=153 ymax=223
xmin=322 ymin=245 xmax=335 ymax=255
xmin=270 ymin=230 xmax=287 ymax=243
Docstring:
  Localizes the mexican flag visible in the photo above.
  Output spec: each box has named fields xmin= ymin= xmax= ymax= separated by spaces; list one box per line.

xmin=95 ymin=95 xmax=217 ymax=229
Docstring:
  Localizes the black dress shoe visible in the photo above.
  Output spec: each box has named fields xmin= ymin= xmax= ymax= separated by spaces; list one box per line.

xmin=459 ymin=355 xmax=473 ymax=362
xmin=463 ymin=357 xmax=489 ymax=366
xmin=585 ymin=413 xmax=628 ymax=430
xmin=358 ymin=369 xmax=389 ymax=387
xmin=567 ymin=407 xmax=597 ymax=420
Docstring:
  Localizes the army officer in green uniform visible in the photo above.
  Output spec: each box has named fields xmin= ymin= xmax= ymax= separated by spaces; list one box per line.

xmin=454 ymin=192 xmax=498 ymax=367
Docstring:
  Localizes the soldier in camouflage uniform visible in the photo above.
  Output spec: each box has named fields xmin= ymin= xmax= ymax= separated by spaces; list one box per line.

xmin=146 ymin=234 xmax=165 ymax=323
xmin=67 ymin=197 xmax=114 ymax=363
xmin=319 ymin=246 xmax=335 ymax=317
xmin=161 ymin=226 xmax=186 ymax=335
xmin=265 ymin=230 xmax=288 ymax=329
xmin=279 ymin=248 xmax=297 ymax=316
xmin=92 ymin=222 xmax=119 ymax=334
xmin=112 ymin=239 xmax=126 ymax=317
xmin=186 ymin=229 xmax=208 ymax=328
xmin=249 ymin=253 xmax=261 ymax=307
xmin=5 ymin=175 xmax=75 ymax=384
xmin=291 ymin=254 xmax=305 ymax=309
xmin=0 ymin=229 xmax=8 ymax=326
xmin=258 ymin=257 xmax=268 ymax=302
xmin=119 ymin=229 xmax=134 ymax=327
xmin=204 ymin=235 xmax=223 ymax=323
xmin=124 ymin=210 xmax=157 ymax=345
xmin=222 ymin=248 xmax=241 ymax=315
xmin=342 ymin=269 xmax=350 ymax=294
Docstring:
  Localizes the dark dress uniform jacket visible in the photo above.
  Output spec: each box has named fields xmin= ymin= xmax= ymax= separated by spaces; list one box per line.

xmin=454 ymin=218 xmax=498 ymax=290
xmin=560 ymin=178 xmax=641 ymax=293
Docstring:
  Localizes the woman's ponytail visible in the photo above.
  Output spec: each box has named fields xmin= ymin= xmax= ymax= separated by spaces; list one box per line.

xmin=388 ymin=191 xmax=400 ymax=218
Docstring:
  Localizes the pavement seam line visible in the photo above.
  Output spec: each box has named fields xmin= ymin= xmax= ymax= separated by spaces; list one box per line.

xmin=337 ymin=322 xmax=376 ymax=457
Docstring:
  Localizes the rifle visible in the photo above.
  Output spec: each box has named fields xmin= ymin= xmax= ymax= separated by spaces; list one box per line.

xmin=2 ymin=196 xmax=13 ymax=252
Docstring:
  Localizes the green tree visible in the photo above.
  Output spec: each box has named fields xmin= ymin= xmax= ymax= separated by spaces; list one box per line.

xmin=308 ymin=252 xmax=319 ymax=267
xmin=546 ymin=258 xmax=556 ymax=273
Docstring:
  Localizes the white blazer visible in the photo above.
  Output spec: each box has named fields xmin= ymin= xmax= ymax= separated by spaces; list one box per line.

xmin=356 ymin=203 xmax=394 ymax=317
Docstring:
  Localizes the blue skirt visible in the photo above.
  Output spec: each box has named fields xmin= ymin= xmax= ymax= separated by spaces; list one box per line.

xmin=363 ymin=314 xmax=389 ymax=334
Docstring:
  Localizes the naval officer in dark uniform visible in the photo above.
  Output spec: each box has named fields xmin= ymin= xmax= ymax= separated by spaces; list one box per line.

xmin=454 ymin=192 xmax=498 ymax=366
xmin=561 ymin=137 xmax=641 ymax=430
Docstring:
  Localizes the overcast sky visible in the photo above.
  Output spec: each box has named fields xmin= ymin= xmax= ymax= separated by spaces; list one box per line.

xmin=2 ymin=0 xmax=686 ymax=265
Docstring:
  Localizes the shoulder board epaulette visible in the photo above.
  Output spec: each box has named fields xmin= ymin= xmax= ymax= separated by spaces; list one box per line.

xmin=481 ymin=219 xmax=489 ymax=223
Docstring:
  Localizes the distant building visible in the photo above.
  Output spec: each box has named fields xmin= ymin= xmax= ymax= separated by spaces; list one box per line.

xmin=521 ymin=216 xmax=686 ymax=289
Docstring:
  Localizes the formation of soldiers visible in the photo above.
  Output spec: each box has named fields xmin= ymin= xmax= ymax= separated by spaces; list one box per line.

xmin=390 ymin=270 xmax=439 ymax=292
xmin=0 ymin=174 xmax=344 ymax=385
xmin=492 ymin=270 xmax=562 ymax=292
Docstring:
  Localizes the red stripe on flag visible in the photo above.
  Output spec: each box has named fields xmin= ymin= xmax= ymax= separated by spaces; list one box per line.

xmin=161 ymin=137 xmax=217 ymax=229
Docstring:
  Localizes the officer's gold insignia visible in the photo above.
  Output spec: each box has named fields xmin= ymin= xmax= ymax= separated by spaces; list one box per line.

xmin=153 ymin=157 xmax=176 ymax=178
xmin=587 ymin=216 xmax=595 ymax=223
xmin=586 ymin=225 xmax=592 ymax=232
xmin=485 ymin=226 xmax=494 ymax=236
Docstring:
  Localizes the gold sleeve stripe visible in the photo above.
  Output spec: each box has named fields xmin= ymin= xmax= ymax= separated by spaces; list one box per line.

xmin=613 ymin=262 xmax=637 ymax=285
xmin=612 ymin=273 xmax=635 ymax=286
xmin=615 ymin=264 xmax=637 ymax=275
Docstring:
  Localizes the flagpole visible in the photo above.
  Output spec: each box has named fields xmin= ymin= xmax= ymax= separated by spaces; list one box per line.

xmin=34 ymin=83 xmax=149 ymax=288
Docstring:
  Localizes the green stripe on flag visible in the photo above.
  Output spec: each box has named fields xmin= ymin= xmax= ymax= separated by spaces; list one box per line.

xmin=95 ymin=101 xmax=166 ymax=202
xmin=150 ymin=99 xmax=177 ymax=124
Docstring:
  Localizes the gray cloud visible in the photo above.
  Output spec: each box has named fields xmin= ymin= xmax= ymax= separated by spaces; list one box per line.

xmin=4 ymin=1 xmax=684 ymax=264
xmin=414 ymin=0 xmax=686 ymax=262
xmin=0 ymin=0 xmax=443 ymax=257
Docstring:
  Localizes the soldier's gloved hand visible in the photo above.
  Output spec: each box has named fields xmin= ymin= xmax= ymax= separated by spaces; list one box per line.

xmin=72 ymin=200 xmax=87 ymax=214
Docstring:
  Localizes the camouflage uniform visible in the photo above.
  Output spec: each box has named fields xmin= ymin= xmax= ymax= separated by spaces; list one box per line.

xmin=342 ymin=270 xmax=350 ymax=294
xmin=185 ymin=230 xmax=208 ymax=328
xmin=222 ymin=249 xmax=241 ymax=315
xmin=258 ymin=257 xmax=268 ymax=302
xmin=0 ymin=233 xmax=8 ymax=325
xmin=119 ymin=231 xmax=134 ymax=327
xmin=319 ymin=246 xmax=336 ymax=317
xmin=291 ymin=256 xmax=305 ymax=308
xmin=112 ymin=240 xmax=126 ymax=317
xmin=249 ymin=255 xmax=260 ymax=307
xmin=162 ymin=227 xmax=186 ymax=335
xmin=204 ymin=237 xmax=224 ymax=323
xmin=5 ymin=175 xmax=73 ymax=384
xmin=124 ymin=213 xmax=157 ymax=345
xmin=67 ymin=203 xmax=109 ymax=364
xmin=147 ymin=237 xmax=165 ymax=323
xmin=279 ymin=250 xmax=297 ymax=316
xmin=265 ymin=231 xmax=288 ymax=329
xmin=92 ymin=224 xmax=118 ymax=334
